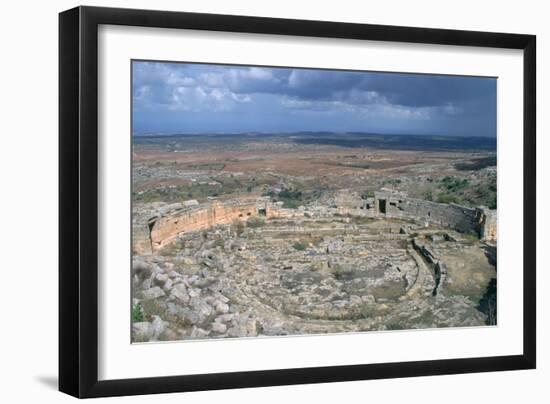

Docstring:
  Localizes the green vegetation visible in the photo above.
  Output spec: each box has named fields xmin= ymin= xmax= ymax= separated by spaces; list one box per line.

xmin=211 ymin=238 xmax=225 ymax=248
xmin=420 ymin=174 xmax=496 ymax=209
xmin=278 ymin=189 xmax=303 ymax=208
xmin=185 ymin=163 xmax=225 ymax=170
xmin=436 ymin=194 xmax=460 ymax=204
xmin=360 ymin=190 xmax=375 ymax=199
xmin=265 ymin=187 xmax=322 ymax=209
xmin=487 ymin=195 xmax=497 ymax=209
xmin=292 ymin=241 xmax=307 ymax=251
xmin=441 ymin=176 xmax=469 ymax=191
xmin=132 ymin=303 xmax=143 ymax=322
xmin=384 ymin=178 xmax=402 ymax=186
xmin=246 ymin=216 xmax=265 ymax=228
xmin=455 ymin=156 xmax=496 ymax=171
xmin=335 ymin=161 xmax=371 ymax=169
xmin=133 ymin=175 xmax=277 ymax=204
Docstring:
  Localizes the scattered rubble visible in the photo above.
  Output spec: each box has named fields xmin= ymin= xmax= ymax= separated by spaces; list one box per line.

xmin=131 ymin=190 xmax=496 ymax=342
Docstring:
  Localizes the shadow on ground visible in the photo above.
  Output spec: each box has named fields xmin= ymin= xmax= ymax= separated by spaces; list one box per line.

xmin=35 ymin=375 xmax=58 ymax=390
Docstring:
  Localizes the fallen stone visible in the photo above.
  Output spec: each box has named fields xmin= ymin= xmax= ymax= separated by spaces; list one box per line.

xmin=214 ymin=301 xmax=230 ymax=314
xmin=170 ymin=284 xmax=189 ymax=303
xmin=132 ymin=322 xmax=153 ymax=342
xmin=151 ymin=315 xmax=167 ymax=340
xmin=211 ymin=322 xmax=227 ymax=334
xmin=190 ymin=327 xmax=210 ymax=339
xmin=167 ymin=270 xmax=180 ymax=279
xmin=226 ymin=325 xmax=248 ymax=338
xmin=142 ymin=286 xmax=165 ymax=300
xmin=180 ymin=308 xmax=200 ymax=325
xmin=132 ymin=259 xmax=153 ymax=279
xmin=163 ymin=278 xmax=173 ymax=291
xmin=215 ymin=314 xmax=235 ymax=323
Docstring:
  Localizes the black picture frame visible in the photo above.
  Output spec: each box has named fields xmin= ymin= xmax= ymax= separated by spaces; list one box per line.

xmin=59 ymin=5 xmax=536 ymax=398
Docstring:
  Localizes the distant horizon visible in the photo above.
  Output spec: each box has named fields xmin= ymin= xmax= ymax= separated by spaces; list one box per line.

xmin=132 ymin=130 xmax=496 ymax=139
xmin=133 ymin=61 xmax=497 ymax=137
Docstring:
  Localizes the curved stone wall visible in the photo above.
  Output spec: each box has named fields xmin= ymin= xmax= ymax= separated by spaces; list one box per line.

xmin=133 ymin=200 xmax=292 ymax=254
xmin=132 ymin=191 xmax=496 ymax=256
xmin=371 ymin=191 xmax=496 ymax=242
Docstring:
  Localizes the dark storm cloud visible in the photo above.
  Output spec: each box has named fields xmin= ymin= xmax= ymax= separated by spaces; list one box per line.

xmin=358 ymin=73 xmax=496 ymax=107
xmin=225 ymin=68 xmax=494 ymax=108
xmin=132 ymin=61 xmax=496 ymax=136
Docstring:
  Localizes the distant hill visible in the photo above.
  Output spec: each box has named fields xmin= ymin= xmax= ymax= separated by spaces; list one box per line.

xmin=133 ymin=132 xmax=496 ymax=152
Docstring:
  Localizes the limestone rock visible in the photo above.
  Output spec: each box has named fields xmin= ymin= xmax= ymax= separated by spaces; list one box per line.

xmin=132 ymin=322 xmax=153 ymax=342
xmin=151 ymin=315 xmax=167 ymax=340
xmin=170 ymin=284 xmax=189 ymax=303
xmin=211 ymin=322 xmax=227 ymax=334
xmin=214 ymin=301 xmax=230 ymax=314
xmin=190 ymin=327 xmax=210 ymax=339
xmin=142 ymin=286 xmax=165 ymax=300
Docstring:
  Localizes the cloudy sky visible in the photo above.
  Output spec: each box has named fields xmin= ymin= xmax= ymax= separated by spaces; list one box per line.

xmin=132 ymin=61 xmax=496 ymax=137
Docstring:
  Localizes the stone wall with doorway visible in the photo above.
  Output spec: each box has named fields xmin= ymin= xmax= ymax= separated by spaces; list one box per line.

xmin=372 ymin=190 xmax=490 ymax=237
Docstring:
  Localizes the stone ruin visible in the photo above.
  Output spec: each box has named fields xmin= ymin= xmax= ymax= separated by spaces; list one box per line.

xmin=134 ymin=190 xmax=496 ymax=256
xmin=133 ymin=199 xmax=294 ymax=255
xmin=131 ymin=190 xmax=497 ymax=342
xmin=343 ymin=189 xmax=496 ymax=243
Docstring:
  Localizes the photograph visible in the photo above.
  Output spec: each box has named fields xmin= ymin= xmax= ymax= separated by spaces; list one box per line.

xmin=130 ymin=60 xmax=498 ymax=342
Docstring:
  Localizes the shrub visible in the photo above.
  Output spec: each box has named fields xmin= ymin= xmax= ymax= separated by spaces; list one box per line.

xmin=441 ymin=176 xmax=469 ymax=191
xmin=292 ymin=241 xmax=307 ymax=251
xmin=488 ymin=195 xmax=497 ymax=209
xmin=132 ymin=303 xmax=143 ymax=322
xmin=361 ymin=190 xmax=375 ymax=199
xmin=437 ymin=194 xmax=460 ymax=204
xmin=247 ymin=216 xmax=265 ymax=228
